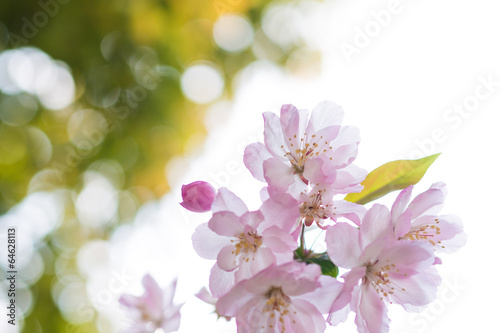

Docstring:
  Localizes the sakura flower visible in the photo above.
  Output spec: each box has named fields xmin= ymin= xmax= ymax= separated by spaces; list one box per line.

xmin=216 ymin=262 xmax=343 ymax=333
xmin=260 ymin=183 xmax=366 ymax=236
xmin=325 ymin=205 xmax=440 ymax=332
xmin=296 ymin=185 xmax=366 ymax=229
xmin=391 ymin=182 xmax=466 ymax=253
xmin=192 ymin=188 xmax=298 ymax=297
xmin=180 ymin=181 xmax=216 ymax=213
xmin=244 ymin=101 xmax=366 ymax=194
xmin=119 ymin=274 xmax=182 ymax=333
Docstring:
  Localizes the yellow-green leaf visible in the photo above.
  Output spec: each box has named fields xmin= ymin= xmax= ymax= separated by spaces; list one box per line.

xmin=344 ymin=153 xmax=440 ymax=205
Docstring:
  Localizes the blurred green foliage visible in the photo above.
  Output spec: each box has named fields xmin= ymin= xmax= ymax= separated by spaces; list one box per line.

xmin=0 ymin=0 xmax=293 ymax=331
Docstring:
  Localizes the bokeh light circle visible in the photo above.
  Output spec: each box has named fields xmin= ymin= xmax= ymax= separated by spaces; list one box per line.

xmin=213 ymin=14 xmax=254 ymax=52
xmin=181 ymin=63 xmax=224 ymax=104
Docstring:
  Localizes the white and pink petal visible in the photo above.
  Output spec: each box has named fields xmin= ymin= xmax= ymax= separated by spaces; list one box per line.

xmin=263 ymin=157 xmax=296 ymax=191
xmin=209 ymin=264 xmax=236 ymax=298
xmin=359 ymin=204 xmax=393 ymax=248
xmin=217 ymin=245 xmax=239 ymax=271
xmin=407 ymin=187 xmax=445 ymax=218
xmin=307 ymin=100 xmax=344 ymax=134
xmin=208 ymin=211 xmax=244 ymax=237
xmin=192 ymin=222 xmax=231 ymax=260
xmin=326 ymin=222 xmax=362 ymax=269
xmin=263 ymin=111 xmax=288 ymax=159
xmin=211 ymin=187 xmax=248 ymax=216
xmin=391 ymin=185 xmax=413 ymax=222
xmin=331 ymin=164 xmax=366 ymax=194
xmin=356 ymin=285 xmax=390 ymax=333
xmin=243 ymin=142 xmax=273 ymax=182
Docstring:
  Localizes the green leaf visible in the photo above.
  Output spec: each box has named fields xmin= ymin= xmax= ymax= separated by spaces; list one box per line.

xmin=298 ymin=252 xmax=339 ymax=278
xmin=344 ymin=153 xmax=440 ymax=205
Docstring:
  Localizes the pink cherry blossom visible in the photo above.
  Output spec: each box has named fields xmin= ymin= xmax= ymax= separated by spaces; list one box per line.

xmin=192 ymin=188 xmax=298 ymax=297
xmin=184 ymin=100 xmax=465 ymax=333
xmin=391 ymin=182 xmax=466 ymax=253
xmin=216 ymin=262 xmax=342 ymax=333
xmin=262 ymin=183 xmax=366 ymax=234
xmin=296 ymin=185 xmax=366 ymax=229
xmin=325 ymin=204 xmax=440 ymax=332
xmin=119 ymin=274 xmax=182 ymax=333
xmin=244 ymin=101 xmax=366 ymax=194
xmin=180 ymin=181 xmax=216 ymax=213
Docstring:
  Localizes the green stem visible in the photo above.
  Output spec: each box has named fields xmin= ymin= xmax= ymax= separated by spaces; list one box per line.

xmin=299 ymin=223 xmax=306 ymax=255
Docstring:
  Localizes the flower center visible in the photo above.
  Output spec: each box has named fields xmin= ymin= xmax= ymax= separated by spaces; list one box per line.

xmin=281 ymin=133 xmax=334 ymax=176
xmin=138 ymin=303 xmax=162 ymax=328
xmin=365 ymin=259 xmax=407 ymax=303
xmin=262 ymin=287 xmax=293 ymax=332
xmin=299 ymin=191 xmax=332 ymax=227
xmin=401 ymin=219 xmax=444 ymax=248
xmin=233 ymin=231 xmax=263 ymax=257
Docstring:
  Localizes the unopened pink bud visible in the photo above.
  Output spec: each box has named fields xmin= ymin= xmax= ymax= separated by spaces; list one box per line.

xmin=180 ymin=181 xmax=216 ymax=213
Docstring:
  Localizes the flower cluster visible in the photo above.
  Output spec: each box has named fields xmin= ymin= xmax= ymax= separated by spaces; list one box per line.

xmin=122 ymin=101 xmax=465 ymax=333
xmin=182 ymin=101 xmax=465 ymax=332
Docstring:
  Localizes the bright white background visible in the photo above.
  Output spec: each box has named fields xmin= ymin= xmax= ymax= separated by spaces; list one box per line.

xmin=6 ymin=0 xmax=493 ymax=332
xmin=107 ymin=0 xmax=500 ymax=332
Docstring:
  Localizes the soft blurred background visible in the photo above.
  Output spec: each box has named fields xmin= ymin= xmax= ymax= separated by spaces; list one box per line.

xmin=0 ymin=0 xmax=499 ymax=332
